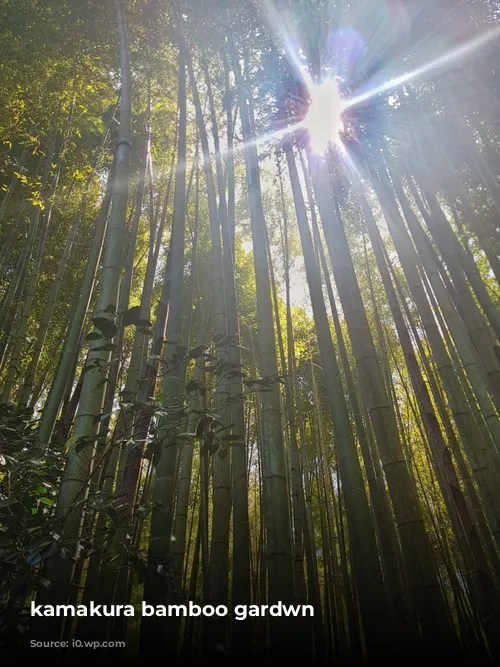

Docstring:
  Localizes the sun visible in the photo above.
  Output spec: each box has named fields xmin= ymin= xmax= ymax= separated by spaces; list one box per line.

xmin=303 ymin=78 xmax=345 ymax=154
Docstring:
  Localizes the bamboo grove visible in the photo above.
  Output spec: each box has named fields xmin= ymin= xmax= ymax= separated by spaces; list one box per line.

xmin=1 ymin=0 xmax=500 ymax=663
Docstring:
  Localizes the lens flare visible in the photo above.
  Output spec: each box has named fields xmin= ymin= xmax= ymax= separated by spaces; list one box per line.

xmin=303 ymin=78 xmax=345 ymax=154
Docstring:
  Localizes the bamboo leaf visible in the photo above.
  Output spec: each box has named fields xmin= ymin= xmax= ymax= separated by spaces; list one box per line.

xmin=122 ymin=306 xmax=142 ymax=326
xmin=86 ymin=331 xmax=104 ymax=341
xmin=93 ymin=317 xmax=118 ymax=339
xmin=220 ymin=434 xmax=245 ymax=442
xmin=93 ymin=342 xmax=118 ymax=352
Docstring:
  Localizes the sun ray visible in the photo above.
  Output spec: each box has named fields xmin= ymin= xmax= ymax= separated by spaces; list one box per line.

xmin=257 ymin=0 xmax=306 ymax=79
xmin=219 ymin=121 xmax=305 ymax=162
xmin=223 ymin=6 xmax=500 ymax=168
xmin=344 ymin=25 xmax=500 ymax=110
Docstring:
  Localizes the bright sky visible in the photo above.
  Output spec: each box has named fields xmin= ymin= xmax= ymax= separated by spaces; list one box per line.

xmin=241 ymin=236 xmax=309 ymax=310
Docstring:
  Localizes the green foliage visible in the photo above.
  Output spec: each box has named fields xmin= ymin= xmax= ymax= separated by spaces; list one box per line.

xmin=0 ymin=405 xmax=64 ymax=633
